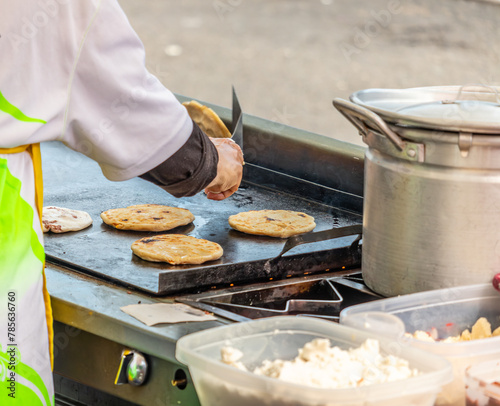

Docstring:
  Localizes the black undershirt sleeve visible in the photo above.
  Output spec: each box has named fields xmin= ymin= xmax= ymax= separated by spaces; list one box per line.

xmin=139 ymin=121 xmax=218 ymax=197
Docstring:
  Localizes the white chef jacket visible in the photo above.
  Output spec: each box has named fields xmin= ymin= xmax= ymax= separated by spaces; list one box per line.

xmin=0 ymin=1 xmax=194 ymax=405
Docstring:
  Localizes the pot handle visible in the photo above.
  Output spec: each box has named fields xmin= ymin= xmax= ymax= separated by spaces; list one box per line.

xmin=333 ymin=98 xmax=405 ymax=151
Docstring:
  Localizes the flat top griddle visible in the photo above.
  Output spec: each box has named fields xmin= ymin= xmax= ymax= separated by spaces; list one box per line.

xmin=42 ymin=142 xmax=362 ymax=295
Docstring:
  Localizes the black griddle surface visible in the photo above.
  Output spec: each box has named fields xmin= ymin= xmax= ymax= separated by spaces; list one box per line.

xmin=42 ymin=142 xmax=361 ymax=295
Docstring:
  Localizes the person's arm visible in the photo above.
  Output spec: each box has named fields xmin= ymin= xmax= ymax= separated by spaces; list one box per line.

xmin=140 ymin=121 xmax=244 ymax=199
xmin=58 ymin=0 xmax=242 ymax=199
xmin=139 ymin=121 xmax=218 ymax=197
xmin=60 ymin=1 xmax=194 ymax=182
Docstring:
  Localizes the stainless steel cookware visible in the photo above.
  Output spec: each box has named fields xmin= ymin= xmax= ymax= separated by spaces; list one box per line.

xmin=333 ymin=85 xmax=500 ymax=297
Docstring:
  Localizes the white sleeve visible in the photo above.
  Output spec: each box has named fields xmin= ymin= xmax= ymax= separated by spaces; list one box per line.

xmin=61 ymin=0 xmax=192 ymax=181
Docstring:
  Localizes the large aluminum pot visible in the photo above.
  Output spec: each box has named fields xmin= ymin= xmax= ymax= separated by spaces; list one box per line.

xmin=333 ymin=86 xmax=500 ymax=297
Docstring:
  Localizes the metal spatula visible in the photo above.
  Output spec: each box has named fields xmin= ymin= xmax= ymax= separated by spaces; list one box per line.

xmin=231 ymin=86 xmax=243 ymax=150
xmin=262 ymin=224 xmax=362 ymax=275
xmin=275 ymin=224 xmax=363 ymax=259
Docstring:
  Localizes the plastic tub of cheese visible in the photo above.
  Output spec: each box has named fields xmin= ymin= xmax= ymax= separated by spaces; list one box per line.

xmin=339 ymin=283 xmax=500 ymax=406
xmin=175 ymin=316 xmax=451 ymax=406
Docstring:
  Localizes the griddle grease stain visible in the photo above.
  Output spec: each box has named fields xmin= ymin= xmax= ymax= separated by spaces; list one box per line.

xmin=231 ymin=189 xmax=254 ymax=208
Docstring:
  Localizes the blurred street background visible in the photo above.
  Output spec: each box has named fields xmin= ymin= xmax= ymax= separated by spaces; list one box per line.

xmin=118 ymin=0 xmax=500 ymax=146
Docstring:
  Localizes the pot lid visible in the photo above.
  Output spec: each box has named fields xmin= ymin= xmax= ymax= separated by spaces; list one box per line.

xmin=350 ymin=85 xmax=500 ymax=134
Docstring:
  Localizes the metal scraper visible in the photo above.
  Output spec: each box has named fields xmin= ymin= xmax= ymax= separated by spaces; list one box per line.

xmin=275 ymin=224 xmax=363 ymax=258
xmin=231 ymin=86 xmax=243 ymax=151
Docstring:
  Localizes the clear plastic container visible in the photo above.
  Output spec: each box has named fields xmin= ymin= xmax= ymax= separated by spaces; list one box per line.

xmin=175 ymin=316 xmax=452 ymax=406
xmin=465 ymin=359 xmax=500 ymax=406
xmin=339 ymin=283 xmax=500 ymax=406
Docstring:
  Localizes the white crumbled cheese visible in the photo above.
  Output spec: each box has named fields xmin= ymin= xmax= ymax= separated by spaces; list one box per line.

xmin=220 ymin=346 xmax=248 ymax=371
xmin=221 ymin=338 xmax=419 ymax=389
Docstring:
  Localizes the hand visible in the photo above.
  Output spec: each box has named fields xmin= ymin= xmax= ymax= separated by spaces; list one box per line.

xmin=205 ymin=138 xmax=244 ymax=200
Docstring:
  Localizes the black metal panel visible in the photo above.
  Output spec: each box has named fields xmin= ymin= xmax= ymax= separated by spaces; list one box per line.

xmin=240 ymin=117 xmax=365 ymax=198
xmin=243 ymin=163 xmax=363 ymax=214
xmin=42 ymin=141 xmax=361 ymax=295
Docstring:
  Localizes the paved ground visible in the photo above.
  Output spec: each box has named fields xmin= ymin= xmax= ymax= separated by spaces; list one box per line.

xmin=118 ymin=0 xmax=500 ymax=146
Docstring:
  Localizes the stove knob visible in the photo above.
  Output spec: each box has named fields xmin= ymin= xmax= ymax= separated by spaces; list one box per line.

xmin=115 ymin=349 xmax=148 ymax=386
xmin=127 ymin=351 xmax=148 ymax=386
